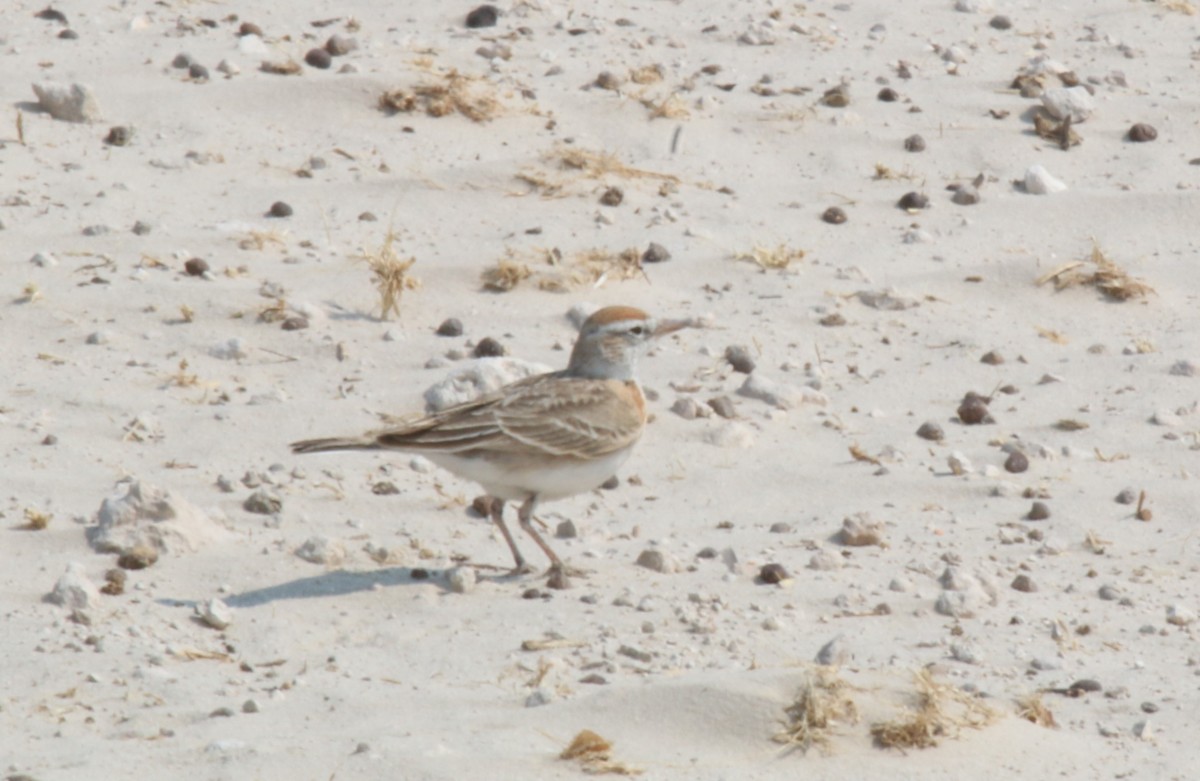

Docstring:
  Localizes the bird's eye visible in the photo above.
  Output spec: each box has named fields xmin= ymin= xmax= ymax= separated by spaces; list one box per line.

xmin=629 ymin=325 xmax=645 ymax=336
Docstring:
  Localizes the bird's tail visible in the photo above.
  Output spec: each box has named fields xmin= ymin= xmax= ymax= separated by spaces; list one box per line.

xmin=291 ymin=436 xmax=379 ymax=454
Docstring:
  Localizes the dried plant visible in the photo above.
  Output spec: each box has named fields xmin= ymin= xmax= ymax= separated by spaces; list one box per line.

xmin=734 ymin=244 xmax=805 ymax=271
xmin=559 ymin=730 xmax=641 ymax=776
xmin=356 ymin=231 xmax=419 ymax=320
xmin=481 ymin=257 xmax=533 ymax=292
xmin=1037 ymin=242 xmax=1155 ymax=302
xmin=773 ymin=667 xmax=858 ymax=754
xmin=641 ymin=93 xmax=690 ymax=120
xmin=21 ymin=508 xmax=51 ymax=530
xmin=870 ymin=669 xmax=995 ymax=750
xmin=548 ymin=146 xmax=679 ymax=183
xmin=482 ymin=247 xmax=647 ymax=293
xmin=379 ymin=70 xmax=500 ymax=122
xmin=1017 ymin=692 xmax=1057 ymax=728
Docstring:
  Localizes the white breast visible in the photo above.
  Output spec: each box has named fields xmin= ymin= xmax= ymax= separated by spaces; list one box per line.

xmin=426 ymin=447 xmax=636 ymax=502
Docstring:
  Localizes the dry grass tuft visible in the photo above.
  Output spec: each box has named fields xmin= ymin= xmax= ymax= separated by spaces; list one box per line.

xmin=379 ymin=70 xmax=500 ymax=122
xmin=356 ymin=231 xmax=419 ymax=320
xmin=641 ymin=93 xmax=691 ymax=120
xmin=773 ymin=667 xmax=858 ymax=754
xmin=1159 ymin=0 xmax=1197 ymax=14
xmin=1017 ymin=692 xmax=1057 ymax=728
xmin=21 ymin=508 xmax=51 ymax=531
xmin=480 ymin=257 xmax=533 ymax=292
xmin=238 ymin=230 xmax=289 ymax=251
xmin=1037 ymin=242 xmax=1155 ymax=302
xmin=734 ymin=244 xmax=806 ymax=271
xmin=549 ymin=147 xmax=680 ymax=183
xmin=482 ymin=247 xmax=647 ymax=293
xmin=559 ymin=730 xmax=641 ymax=775
xmin=257 ymin=296 xmax=289 ymax=324
xmin=870 ymin=669 xmax=995 ymax=750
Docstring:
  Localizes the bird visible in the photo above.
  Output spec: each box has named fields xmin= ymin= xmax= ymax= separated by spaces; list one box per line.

xmin=291 ymin=305 xmax=687 ymax=584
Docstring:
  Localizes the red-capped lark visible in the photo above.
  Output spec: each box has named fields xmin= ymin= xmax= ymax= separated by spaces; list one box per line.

xmin=292 ymin=306 xmax=687 ymax=587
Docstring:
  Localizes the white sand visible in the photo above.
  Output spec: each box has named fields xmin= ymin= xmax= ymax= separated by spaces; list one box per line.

xmin=3 ymin=0 xmax=1198 ymax=777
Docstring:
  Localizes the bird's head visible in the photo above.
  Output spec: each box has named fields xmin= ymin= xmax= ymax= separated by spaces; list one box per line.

xmin=567 ymin=306 xmax=687 ymax=380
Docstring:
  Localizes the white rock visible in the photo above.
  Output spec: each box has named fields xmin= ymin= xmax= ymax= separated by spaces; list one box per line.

xmin=807 ymin=550 xmax=843 ymax=571
xmin=1152 ymin=409 xmax=1181 ymax=427
xmin=1166 ymin=603 xmax=1196 ymax=626
xmin=88 ymin=479 xmax=230 ymax=555
xmin=854 ymin=289 xmax=920 ymax=310
xmin=85 ymin=330 xmax=112 ymax=345
xmin=1024 ymin=165 xmax=1067 ymax=194
xmin=525 ymin=688 xmax=554 ymax=707
xmin=209 ymin=337 xmax=248 ymax=360
xmin=815 ymin=634 xmax=849 ymax=665
xmin=737 ymin=374 xmax=803 ymax=409
xmin=935 ymin=589 xmax=985 ymax=618
xmin=942 ymin=46 xmax=968 ymax=64
xmin=1169 ymin=360 xmax=1197 ymax=377
xmin=45 ymin=563 xmax=101 ymax=610
xmin=447 ymin=566 xmax=476 ymax=594
xmin=671 ymin=397 xmax=708 ymax=420
xmin=216 ymin=59 xmax=241 ymax=76
xmin=409 ymin=456 xmax=434 ymax=473
xmin=32 ymin=82 xmax=102 ymax=122
xmin=703 ymin=421 xmax=755 ymax=449
xmin=237 ymin=34 xmax=268 ymax=55
xmin=197 ymin=597 xmax=233 ymax=629
xmin=948 ymin=451 xmax=973 ymax=475
xmin=424 ymin=358 xmax=551 ymax=411
xmin=954 ymin=0 xmax=983 ymax=11
xmin=294 ymin=536 xmax=345 ymax=565
xmin=635 ymin=548 xmax=677 ymax=573
xmin=1041 ymin=86 xmax=1095 ymax=123
xmin=30 ymin=251 xmax=58 ymax=267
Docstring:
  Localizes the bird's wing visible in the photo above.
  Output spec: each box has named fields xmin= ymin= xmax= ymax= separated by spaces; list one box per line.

xmin=491 ymin=378 xmax=646 ymax=458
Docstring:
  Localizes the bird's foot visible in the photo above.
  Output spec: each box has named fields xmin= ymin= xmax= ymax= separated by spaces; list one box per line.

xmin=545 ymin=562 xmax=588 ymax=590
xmin=507 ymin=560 xmax=538 ymax=577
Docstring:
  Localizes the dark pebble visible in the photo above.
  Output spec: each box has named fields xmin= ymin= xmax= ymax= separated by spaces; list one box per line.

xmin=877 ymin=87 xmax=899 ymax=102
xmin=1067 ymin=679 xmax=1102 ymax=695
xmin=305 ymin=48 xmax=332 ymax=69
xmin=989 ymin=15 xmax=1013 ymax=30
xmin=1027 ymin=501 xmax=1051 ymax=520
xmin=998 ymin=384 xmax=1019 ymax=395
xmin=759 ymin=563 xmax=790 ymax=585
xmin=470 ymin=496 xmax=492 ymax=517
xmin=358 ymin=211 xmax=378 ymax=222
xmin=410 ymin=568 xmax=429 ymax=580
xmin=707 ymin=396 xmax=737 ymax=419
xmin=101 ymin=568 xmax=126 ymax=595
xmin=281 ymin=316 xmax=309 ymax=331
xmin=599 ymin=186 xmax=624 ymax=206
xmin=42 ymin=434 xmax=58 ymax=445
xmin=1005 ymin=451 xmax=1030 ymax=474
xmin=1115 ymin=488 xmax=1137 ymax=504
xmin=435 ymin=317 xmax=464 ymax=337
xmin=473 ymin=337 xmax=506 ymax=357
xmin=238 ymin=22 xmax=263 ymax=37
xmin=897 ymin=191 xmax=928 ymax=211
xmin=1140 ymin=701 xmax=1159 ymax=714
xmin=904 ymin=134 xmax=926 ymax=152
xmin=957 ymin=394 xmax=991 ymax=425
xmin=117 ymin=546 xmax=158 ymax=570
xmin=1127 ymin=123 xmax=1157 ymax=142
xmin=696 ymin=547 xmax=719 ymax=559
xmin=819 ymin=312 xmax=846 ymax=327
xmin=465 ymin=4 xmax=499 ymax=28
xmin=132 ymin=220 xmax=152 ymax=235
xmin=546 ymin=568 xmax=571 ymax=590
xmin=371 ymin=481 xmax=400 ymax=495
xmin=980 ymin=350 xmax=1004 ymax=365
xmin=267 ymin=201 xmax=293 ymax=218
xmin=1011 ymin=574 xmax=1037 ymax=592
xmin=600 ymin=475 xmax=620 ymax=490
xmin=58 ymin=29 xmax=78 ymax=39
xmin=325 ymin=34 xmax=358 ymax=56
xmin=642 ymin=242 xmax=671 ymax=263
xmin=916 ymin=421 xmax=944 ymax=441
xmin=188 ymin=63 xmax=210 ymax=80
xmin=521 ymin=588 xmax=545 ymax=600
xmin=769 ymin=522 xmax=791 ymax=533
xmin=104 ymin=126 xmax=133 ymax=146
xmin=36 ymin=7 xmax=69 ymax=23
xmin=724 ymin=345 xmax=756 ymax=374
xmin=172 ymin=52 xmax=193 ymax=69
xmin=184 ymin=258 xmax=210 ymax=276
xmin=822 ymin=206 xmax=848 ymax=224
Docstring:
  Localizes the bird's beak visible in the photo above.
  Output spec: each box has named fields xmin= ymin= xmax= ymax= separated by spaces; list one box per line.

xmin=652 ymin=318 xmax=689 ymax=338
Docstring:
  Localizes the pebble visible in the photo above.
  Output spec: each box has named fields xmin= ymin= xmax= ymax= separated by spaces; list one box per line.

xmin=1127 ymin=123 xmax=1157 ymax=142
xmin=808 ymin=550 xmax=843 ymax=571
xmin=1152 ymin=409 xmax=1181 ymax=427
xmin=465 ymin=4 xmax=499 ymax=28
xmin=434 ymin=318 xmax=464 ymax=337
xmin=209 ymin=337 xmax=247 ymax=360
xmin=217 ymin=60 xmax=240 ymax=76
xmin=1041 ymin=87 xmax=1095 ymax=123
xmin=210 ymin=707 xmax=235 ymax=718
xmin=706 ymin=396 xmax=737 ymax=419
xmin=243 ymin=488 xmax=282 ymax=515
xmin=85 ymin=330 xmax=111 ymax=345
xmin=172 ymin=53 xmax=194 ymax=69
xmin=1011 ymin=574 xmax=1037 ymax=592
xmin=117 ymin=544 xmax=158 ymax=570
xmin=1098 ymin=584 xmax=1123 ymax=601
xmin=1169 ymin=359 xmax=1197 ymax=377
xmin=104 ymin=125 xmax=133 ymax=146
xmin=1024 ymin=165 xmax=1067 ymax=194
xmin=1027 ymin=501 xmax=1051 ymax=520
xmin=525 ymin=688 xmax=554 ymax=707
xmin=837 ymin=514 xmax=885 ymax=546
xmin=724 ymin=345 xmax=756 ymax=374
xmin=950 ymin=642 xmax=981 ymax=664
xmin=957 ymin=393 xmax=991 ymax=425
xmin=758 ymin=563 xmax=790 ymax=585
xmin=948 ymin=452 xmax=973 ymax=475
xmin=242 ymin=699 xmax=261 ymax=714
xmin=821 ymin=206 xmax=848 ymax=224
xmin=671 ymin=397 xmax=707 ymax=420
xmin=989 ymin=14 xmax=1013 ymax=30
xmin=877 ymin=88 xmax=899 ymax=103
xmin=197 ymin=598 xmax=232 ymax=630
xmin=305 ymin=49 xmax=332 ymax=69
xmin=599 ymin=187 xmax=624 ymax=206
xmin=447 ymin=566 xmax=476 ymax=594
xmin=45 ymin=563 xmax=101 ymax=610
xmin=769 ymin=522 xmax=791 ymax=534
xmin=188 ymin=63 xmax=209 ymax=81
xmin=642 ymin=242 xmax=671 ymax=263
xmin=737 ymin=374 xmax=803 ymax=409
xmin=267 ymin=201 xmax=293 ymax=218
xmin=555 ymin=520 xmax=577 ymax=539
xmin=635 ymin=549 xmax=674 ymax=573
xmin=32 ymin=81 xmax=101 ymax=122
xmin=952 ymin=186 xmax=980 ymax=205
xmin=424 ymin=358 xmax=550 ymax=410
xmin=473 ymin=337 xmax=507 ymax=358
xmin=295 ymin=536 xmax=345 ymax=565
xmin=1004 ymin=451 xmax=1029 ymax=474
xmin=1166 ymin=603 xmax=1196 ymax=626
xmin=916 ymin=421 xmax=944 ymax=441
xmin=815 ymin=635 xmax=849 ymax=665
xmin=325 ymin=35 xmax=358 ymax=56
xmin=238 ymin=22 xmax=263 ymax=37
xmin=897 ymin=192 xmax=929 ymax=211
xmin=703 ymin=421 xmax=756 ymax=448
xmin=30 ymin=251 xmax=58 ymax=267
xmin=184 ymin=258 xmax=210 ymax=277
xmin=1115 ymin=488 xmax=1137 ymax=505
xmin=904 ymin=134 xmax=926 ymax=152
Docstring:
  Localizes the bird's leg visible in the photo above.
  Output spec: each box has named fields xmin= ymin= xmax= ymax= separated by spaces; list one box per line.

xmin=515 ymin=496 xmax=585 ymax=590
xmin=489 ymin=498 xmax=533 ymax=574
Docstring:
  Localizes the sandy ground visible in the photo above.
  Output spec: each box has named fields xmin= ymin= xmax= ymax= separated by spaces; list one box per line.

xmin=3 ymin=0 xmax=1199 ymax=778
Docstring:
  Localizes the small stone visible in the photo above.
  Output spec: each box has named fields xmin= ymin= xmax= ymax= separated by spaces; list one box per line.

xmin=1169 ymin=360 xmax=1197 ymax=377
xmin=916 ymin=421 xmax=944 ymax=441
xmin=837 ymin=514 xmax=885 ymax=546
xmin=877 ymin=87 xmax=899 ymax=102
xmin=42 ymin=434 xmax=58 ymax=446
xmin=36 ymin=7 xmax=69 ymax=23
xmin=473 ymin=337 xmax=506 ymax=358
xmin=599 ymin=187 xmax=624 ymax=206
xmin=555 ymin=520 xmax=577 ymax=539
xmin=294 ymin=536 xmax=345 ymax=565
xmin=132 ymin=220 xmax=152 ymax=235
xmin=85 ymin=330 xmax=111 ymax=345
xmin=184 ymin=258 xmax=209 ymax=277
xmin=769 ymin=522 xmax=791 ymax=534
xmin=117 ymin=544 xmax=158 ymax=570
xmin=435 ymin=317 xmax=464 ymax=337
xmin=1098 ymin=585 xmax=1123 ymax=601
xmin=209 ymin=337 xmax=247 ymax=360
xmin=594 ymin=71 xmax=623 ymax=90
xmin=243 ymin=488 xmax=282 ymax=514
xmin=820 ymin=84 xmax=850 ymax=107
xmin=1115 ymin=488 xmax=1137 ymax=505
xmin=525 ymin=688 xmax=554 ymax=707
xmin=821 ymin=206 xmax=848 ymax=224
xmin=1027 ymin=501 xmax=1051 ymax=521
xmin=904 ymin=134 xmax=926 ymax=152
xmin=599 ymin=476 xmax=620 ymax=490
xmin=1005 ymin=451 xmax=1029 ymax=474
xmin=1166 ymin=603 xmax=1196 ymax=626
xmin=897 ymin=192 xmax=928 ymax=211
xmin=1041 ymin=87 xmax=1095 ymax=123
xmin=957 ymin=393 xmax=991 ymax=425
xmin=100 ymin=568 xmax=126 ymax=595
xmin=188 ymin=63 xmax=210 ymax=80
xmin=1127 ymin=123 xmax=1157 ymax=142
xmin=104 ymin=125 xmax=133 ymax=146
xmin=465 ymin=4 xmax=499 ymax=28
xmin=815 ymin=634 xmax=849 ymax=665
xmin=267 ymin=201 xmax=293 ymax=218
xmin=210 ymin=707 xmax=235 ymax=718
xmin=951 ymin=186 xmax=980 ymax=205
xmin=1011 ymin=574 xmax=1037 ymax=592
xmin=172 ymin=53 xmax=194 ymax=69
xmin=242 ymin=699 xmax=261 ymax=713
xmin=724 ymin=345 xmax=756 ymax=374
xmin=32 ymin=81 xmax=101 ymax=122
xmin=238 ymin=22 xmax=263 ymax=37
xmin=707 ymin=396 xmax=737 ymax=419
xmin=808 ymin=550 xmax=843 ymax=571
xmin=980 ymin=350 xmax=1004 ymax=365
xmin=30 ymin=251 xmax=58 ymax=267
xmin=45 ymin=563 xmax=101 ymax=610
xmin=635 ymin=549 xmax=672 ymax=573
xmin=305 ymin=48 xmax=332 ymax=69
xmin=990 ymin=14 xmax=1013 ymax=30
xmin=759 ymin=563 xmax=790 ymax=585
xmin=280 ymin=316 xmax=309 ymax=331
xmin=642 ymin=242 xmax=671 ymax=263
xmin=325 ymin=35 xmax=358 ymax=56
xmin=217 ymin=59 xmax=240 ymax=76
xmin=447 ymin=566 xmax=476 ymax=594
xmin=1024 ymin=165 xmax=1067 ymax=195
xmin=197 ymin=597 xmax=232 ymax=630
xmin=737 ymin=374 xmax=804 ymax=409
